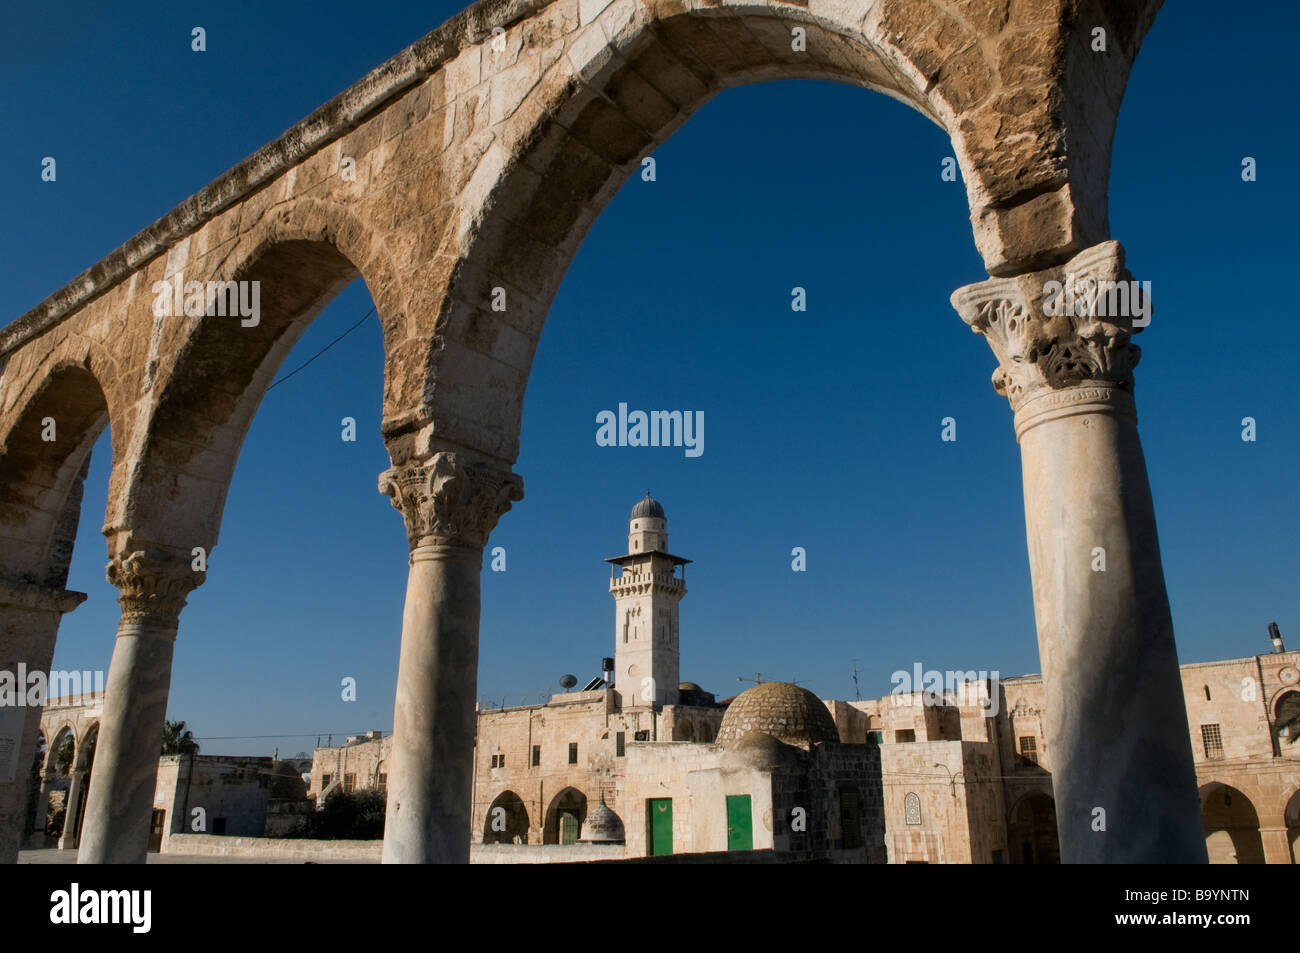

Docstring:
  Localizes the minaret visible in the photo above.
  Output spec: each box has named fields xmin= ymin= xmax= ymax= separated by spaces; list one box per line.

xmin=606 ymin=492 xmax=689 ymax=709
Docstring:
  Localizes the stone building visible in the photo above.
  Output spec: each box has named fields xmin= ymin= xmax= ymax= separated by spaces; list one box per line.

xmin=306 ymin=494 xmax=1300 ymax=863
xmin=151 ymin=755 xmax=274 ymax=851
xmin=0 ymin=0 xmax=1219 ymax=865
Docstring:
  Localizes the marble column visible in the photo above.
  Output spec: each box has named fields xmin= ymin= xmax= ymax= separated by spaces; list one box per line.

xmin=0 ymin=581 xmax=85 ymax=863
xmin=952 ymin=240 xmax=1206 ymax=863
xmin=77 ymin=551 xmax=202 ymax=863
xmin=58 ymin=768 xmax=87 ymax=849
xmin=378 ymin=450 xmax=522 ymax=864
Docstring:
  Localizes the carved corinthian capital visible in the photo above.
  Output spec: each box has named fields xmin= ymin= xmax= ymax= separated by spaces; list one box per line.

xmin=106 ymin=550 xmax=205 ymax=629
xmin=952 ymin=241 xmax=1146 ymax=429
xmin=379 ymin=451 xmax=524 ymax=551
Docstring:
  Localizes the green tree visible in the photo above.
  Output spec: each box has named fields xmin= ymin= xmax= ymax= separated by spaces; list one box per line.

xmin=161 ymin=720 xmax=199 ymax=755
xmin=287 ymin=790 xmax=386 ymax=840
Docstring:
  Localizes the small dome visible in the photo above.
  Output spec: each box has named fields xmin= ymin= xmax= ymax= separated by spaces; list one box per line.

xmin=630 ymin=492 xmax=665 ymax=521
xmin=679 ymin=681 xmax=702 ymax=692
xmin=269 ymin=761 xmax=308 ymax=800
xmin=579 ymin=797 xmax=625 ymax=843
xmin=723 ymin=730 xmax=801 ymax=772
xmin=717 ymin=682 xmax=840 ymax=747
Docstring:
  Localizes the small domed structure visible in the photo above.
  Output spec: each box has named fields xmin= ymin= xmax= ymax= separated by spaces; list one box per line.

xmin=717 ymin=681 xmax=840 ymax=748
xmin=723 ymin=729 xmax=801 ymax=772
xmin=579 ymin=796 xmax=625 ymax=843
xmin=679 ymin=681 xmax=702 ymax=692
xmin=630 ymin=491 xmax=665 ymax=521
xmin=269 ymin=761 xmax=308 ymax=800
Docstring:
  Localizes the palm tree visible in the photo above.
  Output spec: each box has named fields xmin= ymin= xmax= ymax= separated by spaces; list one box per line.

xmin=161 ymin=720 xmax=199 ymax=755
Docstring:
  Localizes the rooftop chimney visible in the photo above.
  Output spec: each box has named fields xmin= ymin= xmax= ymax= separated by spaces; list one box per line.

xmin=1269 ymin=622 xmax=1285 ymax=654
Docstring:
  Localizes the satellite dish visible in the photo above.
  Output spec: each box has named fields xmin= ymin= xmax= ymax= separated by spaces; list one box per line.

xmin=559 ymin=674 xmax=578 ymax=691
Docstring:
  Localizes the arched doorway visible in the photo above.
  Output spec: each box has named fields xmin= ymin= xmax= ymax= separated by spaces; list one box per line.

xmin=482 ymin=791 xmax=530 ymax=845
xmin=63 ymin=723 xmax=99 ymax=850
xmin=1200 ymin=783 xmax=1264 ymax=864
xmin=543 ymin=788 xmax=587 ymax=846
xmin=1008 ymin=793 xmax=1059 ymax=865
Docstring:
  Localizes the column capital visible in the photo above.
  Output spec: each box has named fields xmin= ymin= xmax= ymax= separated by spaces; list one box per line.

xmin=952 ymin=240 xmax=1149 ymax=438
xmin=106 ymin=550 xmax=204 ymax=630
xmin=379 ymin=451 xmax=523 ymax=552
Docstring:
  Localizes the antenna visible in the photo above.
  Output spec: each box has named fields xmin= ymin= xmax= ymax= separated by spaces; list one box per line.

xmin=851 ymin=659 xmax=861 ymax=701
xmin=559 ymin=674 xmax=578 ymax=692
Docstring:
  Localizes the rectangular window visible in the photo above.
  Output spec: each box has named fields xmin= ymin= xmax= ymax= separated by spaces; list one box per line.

xmin=377 ymin=773 xmax=387 ymax=796
xmin=1201 ymin=724 xmax=1224 ymax=760
xmin=895 ymin=729 xmax=916 ymax=743
xmin=839 ymin=788 xmax=862 ymax=849
xmin=531 ymin=745 xmax=540 ymax=767
xmin=616 ymin=732 xmax=625 ymax=757
xmin=867 ymin=730 xmax=884 ymax=746
xmin=344 ymin=773 xmax=355 ymax=792
xmin=321 ymin=774 xmax=332 ymax=789
xmin=1018 ymin=736 xmax=1038 ymax=765
xmin=568 ymin=742 xmax=578 ymax=765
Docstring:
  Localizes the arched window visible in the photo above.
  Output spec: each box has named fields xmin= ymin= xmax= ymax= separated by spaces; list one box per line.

xmin=1275 ymin=691 xmax=1300 ymax=742
xmin=904 ymin=792 xmax=922 ymax=825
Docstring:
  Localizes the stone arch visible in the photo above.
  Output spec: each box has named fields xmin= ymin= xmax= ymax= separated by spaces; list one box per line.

xmin=1272 ymin=689 xmax=1300 ymax=751
xmin=483 ymin=790 xmax=530 ymax=844
xmin=0 ymin=357 xmax=113 ymax=584
xmin=391 ymin=0 xmax=1160 ymax=463
xmin=543 ymin=786 xmax=588 ymax=845
xmin=1199 ymin=782 xmax=1264 ymax=864
xmin=673 ymin=717 xmax=694 ymax=741
xmin=43 ymin=724 xmax=76 ymax=778
xmin=117 ymin=203 xmax=400 ymax=554
xmin=75 ymin=721 xmax=99 ymax=773
xmin=1008 ymin=792 xmax=1059 ymax=864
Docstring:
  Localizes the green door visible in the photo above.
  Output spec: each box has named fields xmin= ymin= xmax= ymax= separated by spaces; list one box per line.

xmin=726 ymin=795 xmax=753 ymax=851
xmin=559 ymin=810 xmax=580 ymax=845
xmin=648 ymin=798 xmax=673 ymax=855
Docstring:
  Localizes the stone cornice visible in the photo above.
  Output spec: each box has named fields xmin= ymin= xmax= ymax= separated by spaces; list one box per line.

xmin=0 ymin=579 xmax=87 ymax=614
xmin=0 ymin=0 xmax=553 ymax=359
xmin=380 ymin=451 xmax=523 ymax=551
xmin=106 ymin=550 xmax=205 ymax=630
xmin=951 ymin=240 xmax=1148 ymax=437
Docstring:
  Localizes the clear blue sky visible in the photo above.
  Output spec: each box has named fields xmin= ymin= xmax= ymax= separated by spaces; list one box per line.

xmin=3 ymin=2 xmax=1297 ymax=756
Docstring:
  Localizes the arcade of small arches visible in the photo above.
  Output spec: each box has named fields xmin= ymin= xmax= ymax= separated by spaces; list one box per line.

xmin=22 ymin=702 xmax=102 ymax=852
xmin=0 ymin=0 xmax=1207 ymax=864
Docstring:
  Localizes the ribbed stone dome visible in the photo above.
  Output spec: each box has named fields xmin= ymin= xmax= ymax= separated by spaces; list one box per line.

xmin=630 ymin=492 xmax=665 ymax=520
xmin=717 ymin=682 xmax=840 ymax=747
xmin=579 ymin=797 xmax=626 ymax=843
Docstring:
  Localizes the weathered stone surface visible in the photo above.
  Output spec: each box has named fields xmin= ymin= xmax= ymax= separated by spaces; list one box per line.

xmin=0 ymin=0 xmax=1174 ymax=865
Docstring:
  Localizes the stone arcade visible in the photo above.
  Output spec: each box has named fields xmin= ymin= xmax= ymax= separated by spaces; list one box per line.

xmin=0 ymin=0 xmax=1204 ymax=863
